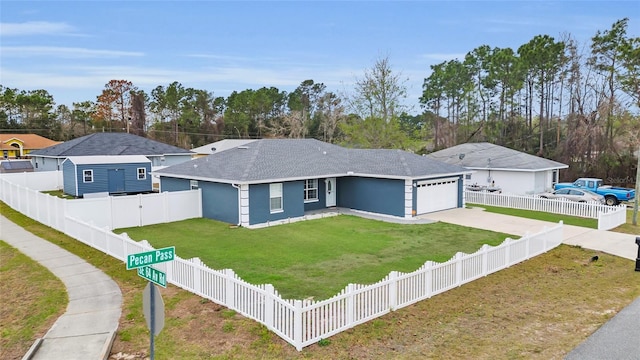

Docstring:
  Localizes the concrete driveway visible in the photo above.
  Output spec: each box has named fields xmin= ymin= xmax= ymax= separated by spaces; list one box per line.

xmin=423 ymin=207 xmax=638 ymax=261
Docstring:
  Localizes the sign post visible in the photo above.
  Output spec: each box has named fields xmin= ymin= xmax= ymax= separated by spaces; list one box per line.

xmin=126 ymin=247 xmax=175 ymax=360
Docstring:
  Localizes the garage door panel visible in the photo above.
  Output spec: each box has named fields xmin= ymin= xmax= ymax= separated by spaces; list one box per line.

xmin=416 ymin=179 xmax=458 ymax=214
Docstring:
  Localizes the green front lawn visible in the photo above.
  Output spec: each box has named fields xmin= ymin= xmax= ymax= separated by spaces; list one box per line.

xmin=468 ymin=203 xmax=599 ymax=228
xmin=116 ymin=216 xmax=513 ymax=299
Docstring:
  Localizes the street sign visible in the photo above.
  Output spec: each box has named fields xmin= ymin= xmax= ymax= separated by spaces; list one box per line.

xmin=143 ymin=282 xmax=165 ymax=336
xmin=137 ymin=266 xmax=167 ymax=288
xmin=126 ymin=246 xmax=175 ymax=270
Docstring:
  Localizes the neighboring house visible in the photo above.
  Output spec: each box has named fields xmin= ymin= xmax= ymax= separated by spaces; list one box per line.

xmin=62 ymin=155 xmax=152 ymax=197
xmin=428 ymin=142 xmax=568 ymax=195
xmin=155 ymin=139 xmax=470 ymax=227
xmin=0 ymin=160 xmax=34 ymax=173
xmin=0 ymin=133 xmax=61 ymax=159
xmin=29 ymin=132 xmax=194 ymax=171
xmin=190 ymin=139 xmax=257 ymax=158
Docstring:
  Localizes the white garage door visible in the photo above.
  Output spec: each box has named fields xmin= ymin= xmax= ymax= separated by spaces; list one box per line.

xmin=416 ymin=178 xmax=459 ymax=214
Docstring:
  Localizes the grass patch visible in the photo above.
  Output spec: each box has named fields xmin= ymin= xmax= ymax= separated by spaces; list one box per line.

xmin=0 ymin=241 xmax=67 ymax=358
xmin=611 ymin=209 xmax=640 ymax=234
xmin=41 ymin=190 xmax=75 ymax=199
xmin=468 ymin=203 xmax=599 ymax=228
xmin=115 ymin=216 xmax=513 ymax=299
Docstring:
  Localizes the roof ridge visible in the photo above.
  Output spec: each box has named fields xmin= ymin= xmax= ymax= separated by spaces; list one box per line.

xmin=240 ymin=140 xmax=262 ymax=181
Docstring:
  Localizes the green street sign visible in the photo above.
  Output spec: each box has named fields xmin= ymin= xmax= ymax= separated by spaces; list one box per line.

xmin=127 ymin=246 xmax=175 ymax=270
xmin=138 ymin=266 xmax=167 ymax=288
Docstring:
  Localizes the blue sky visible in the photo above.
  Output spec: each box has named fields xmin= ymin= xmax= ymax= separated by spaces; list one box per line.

xmin=1 ymin=1 xmax=638 ymax=112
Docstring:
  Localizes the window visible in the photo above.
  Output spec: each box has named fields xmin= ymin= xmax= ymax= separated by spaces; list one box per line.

xmin=137 ymin=167 xmax=146 ymax=180
xmin=190 ymin=180 xmax=198 ymax=190
xmin=270 ymin=183 xmax=283 ymax=213
xmin=83 ymin=169 xmax=93 ymax=183
xmin=304 ymin=179 xmax=318 ymax=202
xmin=465 ymin=174 xmax=472 ymax=180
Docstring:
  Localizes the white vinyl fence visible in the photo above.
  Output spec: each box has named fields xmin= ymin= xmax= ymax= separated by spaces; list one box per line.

xmin=465 ymin=190 xmax=627 ymax=230
xmin=0 ymin=172 xmax=565 ymax=351
xmin=0 ymin=175 xmax=202 ymax=230
xmin=63 ymin=216 xmax=563 ymax=351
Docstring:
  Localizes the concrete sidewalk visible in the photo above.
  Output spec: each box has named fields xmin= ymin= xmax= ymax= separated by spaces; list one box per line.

xmin=0 ymin=215 xmax=122 ymax=360
xmin=424 ymin=207 xmax=640 ymax=359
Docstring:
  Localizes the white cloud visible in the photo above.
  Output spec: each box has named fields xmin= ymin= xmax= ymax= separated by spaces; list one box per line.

xmin=0 ymin=21 xmax=77 ymax=36
xmin=1 ymin=46 xmax=144 ymax=58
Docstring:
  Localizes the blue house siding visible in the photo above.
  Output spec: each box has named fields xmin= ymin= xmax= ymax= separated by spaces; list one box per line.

xmin=62 ymin=160 xmax=78 ymax=196
xmin=303 ymin=178 xmax=326 ymax=212
xmin=32 ymin=156 xmax=63 ymax=172
xmin=200 ymin=181 xmax=238 ymax=224
xmin=159 ymin=177 xmax=238 ymax=224
xmin=159 ymin=176 xmax=192 ymax=192
xmin=64 ymin=162 xmax=152 ymax=197
xmin=149 ymin=154 xmax=192 ymax=167
xmin=337 ymin=177 xmax=405 ymax=217
xmin=249 ymin=181 xmax=304 ymax=225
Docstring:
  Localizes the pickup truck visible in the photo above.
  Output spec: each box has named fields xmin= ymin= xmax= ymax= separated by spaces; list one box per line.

xmin=554 ymin=178 xmax=635 ymax=206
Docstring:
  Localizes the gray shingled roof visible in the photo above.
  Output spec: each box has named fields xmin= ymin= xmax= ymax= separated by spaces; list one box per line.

xmin=29 ymin=133 xmax=192 ymax=157
xmin=0 ymin=160 xmax=33 ymax=170
xmin=155 ymin=139 xmax=469 ymax=183
xmin=428 ymin=142 xmax=568 ymax=171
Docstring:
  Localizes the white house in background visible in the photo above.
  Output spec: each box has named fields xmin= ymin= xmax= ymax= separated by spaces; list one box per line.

xmin=191 ymin=139 xmax=257 ymax=158
xmin=428 ymin=142 xmax=568 ymax=195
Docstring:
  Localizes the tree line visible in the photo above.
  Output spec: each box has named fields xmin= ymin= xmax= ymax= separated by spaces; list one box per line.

xmin=1 ymin=18 xmax=638 ymax=185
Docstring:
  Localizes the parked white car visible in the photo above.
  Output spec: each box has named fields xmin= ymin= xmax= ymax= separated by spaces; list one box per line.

xmin=538 ymin=188 xmax=605 ymax=203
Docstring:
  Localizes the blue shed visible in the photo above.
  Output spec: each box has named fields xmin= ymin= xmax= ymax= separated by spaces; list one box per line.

xmin=62 ymin=155 xmax=153 ymax=197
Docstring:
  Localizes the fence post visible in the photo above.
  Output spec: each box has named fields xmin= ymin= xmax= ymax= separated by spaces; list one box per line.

xmin=504 ymin=238 xmax=512 ymax=267
xmin=346 ymin=284 xmax=354 ymax=327
xmin=225 ymin=269 xmax=235 ymax=309
xmin=455 ymin=252 xmax=463 ymax=286
xmin=388 ymin=271 xmax=398 ymax=311
xmin=192 ymin=257 xmax=202 ymax=294
xmin=424 ymin=262 xmax=433 ymax=298
xmin=137 ymin=193 xmax=143 ymax=226
xmin=293 ymin=299 xmax=303 ymax=351
xmin=264 ymin=284 xmax=275 ymax=330
xmin=481 ymin=244 xmax=489 ymax=276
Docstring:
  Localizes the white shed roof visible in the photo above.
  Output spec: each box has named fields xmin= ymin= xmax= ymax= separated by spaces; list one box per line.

xmin=63 ymin=155 xmax=151 ymax=165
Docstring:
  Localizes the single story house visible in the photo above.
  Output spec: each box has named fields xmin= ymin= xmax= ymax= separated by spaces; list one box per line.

xmin=0 ymin=160 xmax=34 ymax=173
xmin=29 ymin=132 xmax=194 ymax=171
xmin=62 ymin=155 xmax=152 ymax=197
xmin=428 ymin=142 xmax=568 ymax=195
xmin=191 ymin=139 xmax=257 ymax=158
xmin=155 ymin=139 xmax=470 ymax=227
xmin=0 ymin=133 xmax=61 ymax=159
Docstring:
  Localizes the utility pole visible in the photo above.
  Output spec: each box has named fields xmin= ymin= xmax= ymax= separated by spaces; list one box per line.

xmin=634 ymin=147 xmax=639 ymax=225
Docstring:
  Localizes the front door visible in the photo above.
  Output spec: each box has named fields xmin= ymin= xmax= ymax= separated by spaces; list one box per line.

xmin=108 ymin=169 xmax=126 ymax=193
xmin=325 ymin=177 xmax=336 ymax=207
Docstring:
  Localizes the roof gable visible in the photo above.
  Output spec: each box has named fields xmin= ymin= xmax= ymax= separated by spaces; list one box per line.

xmin=428 ymin=142 xmax=568 ymax=171
xmin=29 ymin=133 xmax=193 ymax=157
xmin=0 ymin=134 xmax=61 ymax=150
xmin=156 ymin=139 xmax=469 ymax=183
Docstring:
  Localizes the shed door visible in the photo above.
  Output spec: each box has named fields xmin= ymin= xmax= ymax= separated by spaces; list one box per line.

xmin=416 ymin=178 xmax=458 ymax=214
xmin=108 ymin=169 xmax=126 ymax=193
